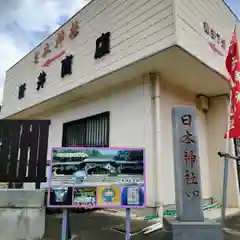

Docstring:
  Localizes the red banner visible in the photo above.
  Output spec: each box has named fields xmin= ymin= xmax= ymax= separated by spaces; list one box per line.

xmin=225 ymin=29 xmax=240 ymax=138
xmin=41 ymin=50 xmax=65 ymax=67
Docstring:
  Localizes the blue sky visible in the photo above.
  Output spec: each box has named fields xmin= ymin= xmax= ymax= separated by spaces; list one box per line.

xmin=0 ymin=0 xmax=238 ymax=103
xmin=0 ymin=0 xmax=89 ymax=101
xmin=227 ymin=1 xmax=240 ymax=18
xmin=99 ymin=149 xmax=119 ymax=155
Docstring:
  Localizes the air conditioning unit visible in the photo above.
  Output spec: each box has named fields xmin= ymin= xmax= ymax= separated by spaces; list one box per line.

xmin=196 ymin=95 xmax=209 ymax=113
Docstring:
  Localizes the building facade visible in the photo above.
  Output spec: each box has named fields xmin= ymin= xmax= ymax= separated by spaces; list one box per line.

xmin=1 ymin=0 xmax=240 ymax=214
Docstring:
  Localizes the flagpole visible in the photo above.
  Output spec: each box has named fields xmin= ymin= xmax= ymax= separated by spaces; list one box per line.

xmin=221 ymin=91 xmax=232 ymax=227
xmin=221 ymin=23 xmax=239 ymax=226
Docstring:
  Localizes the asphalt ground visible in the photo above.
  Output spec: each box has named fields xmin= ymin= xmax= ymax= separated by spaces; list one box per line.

xmin=43 ymin=210 xmax=240 ymax=240
xmin=44 ymin=210 xmax=170 ymax=240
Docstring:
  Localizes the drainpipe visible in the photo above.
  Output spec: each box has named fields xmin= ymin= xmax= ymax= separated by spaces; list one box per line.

xmin=149 ymin=72 xmax=162 ymax=215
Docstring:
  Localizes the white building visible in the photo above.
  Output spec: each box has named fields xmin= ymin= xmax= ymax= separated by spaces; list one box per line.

xmin=1 ymin=0 xmax=240 ymax=215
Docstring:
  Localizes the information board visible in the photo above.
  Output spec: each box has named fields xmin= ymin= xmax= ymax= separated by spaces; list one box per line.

xmin=47 ymin=147 xmax=145 ymax=208
xmin=0 ymin=182 xmax=8 ymax=189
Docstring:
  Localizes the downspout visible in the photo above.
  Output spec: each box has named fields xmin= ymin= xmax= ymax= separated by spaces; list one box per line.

xmin=150 ymin=72 xmax=162 ymax=214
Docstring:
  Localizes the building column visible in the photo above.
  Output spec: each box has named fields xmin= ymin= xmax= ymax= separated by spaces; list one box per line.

xmin=148 ymin=72 xmax=163 ymax=214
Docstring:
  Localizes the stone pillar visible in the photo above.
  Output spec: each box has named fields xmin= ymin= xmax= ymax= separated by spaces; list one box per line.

xmin=163 ymin=106 xmax=223 ymax=240
xmin=172 ymin=106 xmax=204 ymax=221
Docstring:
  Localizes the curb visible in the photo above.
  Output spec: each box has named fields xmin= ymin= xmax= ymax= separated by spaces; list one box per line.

xmin=213 ymin=209 xmax=240 ymax=222
xmin=95 ymin=206 xmax=240 ymax=222
xmin=94 ymin=209 xmax=140 ymax=219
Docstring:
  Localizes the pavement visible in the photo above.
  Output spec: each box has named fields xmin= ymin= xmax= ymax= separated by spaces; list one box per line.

xmin=43 ymin=208 xmax=240 ymax=239
xmin=44 ymin=210 xmax=170 ymax=240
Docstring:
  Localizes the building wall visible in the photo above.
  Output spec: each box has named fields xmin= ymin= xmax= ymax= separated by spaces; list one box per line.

xmin=159 ymin=82 xmax=240 ymax=207
xmin=44 ymin=76 xmax=218 ymax=207
xmin=14 ymin=74 xmax=239 ymax=208
xmin=160 ymin=81 xmax=211 ymax=205
xmin=2 ymin=0 xmax=175 ymax=118
xmin=175 ymin=0 xmax=236 ymax=78
xmin=207 ymin=96 xmax=240 ymax=207
xmin=45 ymin=77 xmax=158 ymax=206
xmin=0 ymin=0 xmax=238 ymax=208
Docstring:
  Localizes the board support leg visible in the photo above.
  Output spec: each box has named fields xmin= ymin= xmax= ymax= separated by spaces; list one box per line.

xmin=125 ymin=208 xmax=131 ymax=240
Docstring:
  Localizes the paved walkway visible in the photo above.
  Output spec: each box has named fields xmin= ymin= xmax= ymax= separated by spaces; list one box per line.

xmin=44 ymin=211 xmax=170 ymax=240
xmin=44 ymin=208 xmax=240 ymax=239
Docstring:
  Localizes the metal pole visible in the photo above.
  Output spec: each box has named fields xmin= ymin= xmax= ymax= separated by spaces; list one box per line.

xmin=61 ymin=209 xmax=68 ymax=240
xmin=221 ymin=156 xmax=229 ymax=226
xmin=125 ymin=208 xmax=131 ymax=240
xmin=221 ymin=92 xmax=232 ymax=226
xmin=67 ymin=210 xmax=72 ymax=239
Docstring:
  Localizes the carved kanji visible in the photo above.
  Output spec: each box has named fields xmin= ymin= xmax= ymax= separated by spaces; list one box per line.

xmin=42 ymin=43 xmax=51 ymax=58
xmin=55 ymin=30 xmax=65 ymax=48
xmin=69 ymin=21 xmax=79 ymax=40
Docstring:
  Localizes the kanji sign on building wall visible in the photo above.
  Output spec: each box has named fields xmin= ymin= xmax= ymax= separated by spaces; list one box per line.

xmin=34 ymin=20 xmax=80 ymax=66
xmin=203 ymin=21 xmax=226 ymax=56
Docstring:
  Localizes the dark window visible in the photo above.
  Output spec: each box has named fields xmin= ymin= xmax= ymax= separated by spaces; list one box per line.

xmin=234 ymin=138 xmax=240 ymax=191
xmin=62 ymin=112 xmax=110 ymax=147
xmin=234 ymin=138 xmax=240 ymax=156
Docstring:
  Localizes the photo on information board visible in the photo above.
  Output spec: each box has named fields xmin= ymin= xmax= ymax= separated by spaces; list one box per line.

xmin=47 ymin=147 xmax=145 ymax=208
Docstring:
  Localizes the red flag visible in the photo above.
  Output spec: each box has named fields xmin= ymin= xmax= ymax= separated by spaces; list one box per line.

xmin=226 ymin=30 xmax=239 ymax=88
xmin=225 ymin=29 xmax=240 ymax=138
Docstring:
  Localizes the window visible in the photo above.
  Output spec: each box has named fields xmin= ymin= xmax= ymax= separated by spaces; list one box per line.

xmin=234 ymin=138 xmax=240 ymax=156
xmin=62 ymin=112 xmax=110 ymax=147
xmin=234 ymin=138 xmax=240 ymax=191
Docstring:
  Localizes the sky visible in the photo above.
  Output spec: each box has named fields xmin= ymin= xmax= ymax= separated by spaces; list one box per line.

xmin=0 ymin=0 xmax=239 ymax=104
xmin=227 ymin=1 xmax=240 ymax=18
xmin=0 ymin=0 xmax=89 ymax=102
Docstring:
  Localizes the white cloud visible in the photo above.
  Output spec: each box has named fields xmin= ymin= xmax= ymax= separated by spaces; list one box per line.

xmin=0 ymin=34 xmax=26 ymax=85
xmin=14 ymin=0 xmax=88 ymax=33
xmin=0 ymin=0 xmax=89 ymax=103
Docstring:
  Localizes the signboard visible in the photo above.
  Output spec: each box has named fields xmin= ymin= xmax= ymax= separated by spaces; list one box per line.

xmin=0 ymin=182 xmax=8 ymax=189
xmin=47 ymin=147 xmax=145 ymax=209
xmin=34 ymin=20 xmax=79 ymax=65
xmin=202 ymin=21 xmax=226 ymax=57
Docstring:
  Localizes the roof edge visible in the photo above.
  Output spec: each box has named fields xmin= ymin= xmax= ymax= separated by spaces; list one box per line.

xmin=5 ymin=0 xmax=239 ymax=74
xmin=222 ymin=0 xmax=239 ymax=21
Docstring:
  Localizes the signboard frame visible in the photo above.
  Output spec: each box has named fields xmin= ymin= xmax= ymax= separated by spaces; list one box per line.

xmin=47 ymin=147 xmax=146 ymax=209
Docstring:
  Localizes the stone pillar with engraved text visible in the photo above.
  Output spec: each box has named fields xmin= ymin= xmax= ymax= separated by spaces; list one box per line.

xmin=163 ymin=106 xmax=223 ymax=240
